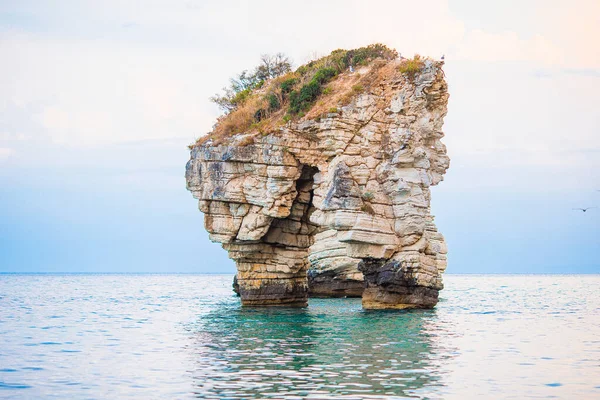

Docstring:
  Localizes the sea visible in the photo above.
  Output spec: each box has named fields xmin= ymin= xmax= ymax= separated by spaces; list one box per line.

xmin=0 ymin=274 xmax=598 ymax=399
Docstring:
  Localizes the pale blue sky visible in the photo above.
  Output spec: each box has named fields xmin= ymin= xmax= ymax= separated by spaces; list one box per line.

xmin=0 ymin=0 xmax=598 ymax=273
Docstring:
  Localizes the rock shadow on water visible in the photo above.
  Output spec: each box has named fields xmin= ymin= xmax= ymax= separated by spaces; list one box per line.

xmin=186 ymin=298 xmax=456 ymax=398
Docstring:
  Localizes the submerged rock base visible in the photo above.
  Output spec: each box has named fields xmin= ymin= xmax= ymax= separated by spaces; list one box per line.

xmin=308 ymin=275 xmax=364 ymax=298
xmin=186 ymin=58 xmax=450 ymax=309
xmin=359 ymin=258 xmax=440 ymax=309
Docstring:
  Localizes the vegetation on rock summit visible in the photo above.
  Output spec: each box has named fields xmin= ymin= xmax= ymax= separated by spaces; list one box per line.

xmin=192 ymin=44 xmax=428 ymax=148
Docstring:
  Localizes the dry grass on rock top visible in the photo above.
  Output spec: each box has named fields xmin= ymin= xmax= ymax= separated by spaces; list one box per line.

xmin=191 ymin=46 xmax=433 ymax=149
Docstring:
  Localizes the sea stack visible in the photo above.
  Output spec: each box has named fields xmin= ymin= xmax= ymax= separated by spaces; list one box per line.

xmin=186 ymin=46 xmax=450 ymax=309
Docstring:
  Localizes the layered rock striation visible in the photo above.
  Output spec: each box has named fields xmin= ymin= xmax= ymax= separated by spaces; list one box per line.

xmin=186 ymin=57 xmax=450 ymax=309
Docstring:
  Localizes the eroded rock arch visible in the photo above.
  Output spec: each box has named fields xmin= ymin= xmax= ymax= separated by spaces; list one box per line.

xmin=186 ymin=59 xmax=449 ymax=309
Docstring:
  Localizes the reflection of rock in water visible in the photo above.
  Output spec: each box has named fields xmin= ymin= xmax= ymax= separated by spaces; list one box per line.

xmin=187 ymin=298 xmax=455 ymax=398
xmin=232 ymin=274 xmax=240 ymax=296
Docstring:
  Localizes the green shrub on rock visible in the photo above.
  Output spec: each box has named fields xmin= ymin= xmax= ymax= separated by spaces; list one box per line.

xmin=267 ymin=93 xmax=280 ymax=112
xmin=289 ymin=67 xmax=338 ymax=114
xmin=398 ymin=55 xmax=425 ymax=81
xmin=280 ymin=78 xmax=297 ymax=94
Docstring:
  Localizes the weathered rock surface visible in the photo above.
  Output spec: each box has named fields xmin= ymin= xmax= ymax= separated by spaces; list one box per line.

xmin=186 ymin=59 xmax=450 ymax=309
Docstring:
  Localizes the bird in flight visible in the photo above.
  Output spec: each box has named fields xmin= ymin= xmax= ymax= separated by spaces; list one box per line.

xmin=573 ymin=207 xmax=597 ymax=212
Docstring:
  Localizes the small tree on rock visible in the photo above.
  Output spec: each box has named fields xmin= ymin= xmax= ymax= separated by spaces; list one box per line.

xmin=210 ymin=53 xmax=292 ymax=113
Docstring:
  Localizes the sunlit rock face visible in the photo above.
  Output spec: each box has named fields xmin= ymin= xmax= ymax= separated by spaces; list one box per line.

xmin=186 ymin=59 xmax=450 ymax=309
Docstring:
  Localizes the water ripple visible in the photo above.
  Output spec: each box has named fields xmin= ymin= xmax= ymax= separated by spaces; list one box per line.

xmin=0 ymin=274 xmax=598 ymax=399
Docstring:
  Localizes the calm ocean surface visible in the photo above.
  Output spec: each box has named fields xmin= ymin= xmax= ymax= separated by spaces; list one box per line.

xmin=0 ymin=274 xmax=598 ymax=399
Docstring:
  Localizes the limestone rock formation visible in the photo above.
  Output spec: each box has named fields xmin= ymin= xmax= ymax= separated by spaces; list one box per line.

xmin=186 ymin=57 xmax=450 ymax=309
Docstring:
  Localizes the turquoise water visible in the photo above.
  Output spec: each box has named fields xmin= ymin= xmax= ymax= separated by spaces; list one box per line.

xmin=0 ymin=274 xmax=598 ymax=399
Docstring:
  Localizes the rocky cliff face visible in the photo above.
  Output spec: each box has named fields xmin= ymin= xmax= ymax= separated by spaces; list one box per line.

xmin=186 ymin=58 xmax=450 ymax=309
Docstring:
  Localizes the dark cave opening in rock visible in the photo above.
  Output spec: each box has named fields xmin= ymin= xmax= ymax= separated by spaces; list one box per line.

xmin=282 ymin=164 xmax=366 ymax=299
xmin=262 ymin=165 xmax=319 ymax=251
xmin=232 ymin=163 xmax=366 ymax=302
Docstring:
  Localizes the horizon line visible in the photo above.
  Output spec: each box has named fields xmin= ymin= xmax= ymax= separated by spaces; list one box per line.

xmin=1 ymin=272 xmax=598 ymax=276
